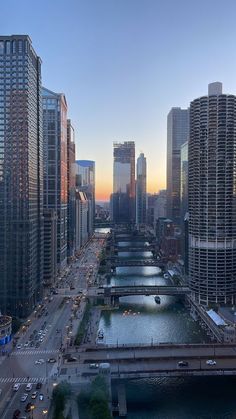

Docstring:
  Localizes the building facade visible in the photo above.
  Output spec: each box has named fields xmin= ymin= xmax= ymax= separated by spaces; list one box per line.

xmin=42 ymin=87 xmax=68 ymax=274
xmin=75 ymin=160 xmax=95 ymax=235
xmin=136 ymin=153 xmax=147 ymax=226
xmin=189 ymin=82 xmax=236 ymax=305
xmin=67 ymin=120 xmax=76 ymax=258
xmin=0 ymin=35 xmax=43 ymax=317
xmin=112 ymin=141 xmax=135 ymax=224
xmin=167 ymin=107 xmax=189 ymax=225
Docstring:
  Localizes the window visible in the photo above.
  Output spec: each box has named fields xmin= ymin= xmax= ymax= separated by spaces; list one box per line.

xmin=0 ymin=42 xmax=4 ymax=55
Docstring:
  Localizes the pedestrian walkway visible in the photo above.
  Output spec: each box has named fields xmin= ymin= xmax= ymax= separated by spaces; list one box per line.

xmin=0 ymin=376 xmax=47 ymax=384
xmin=12 ymin=349 xmax=60 ymax=356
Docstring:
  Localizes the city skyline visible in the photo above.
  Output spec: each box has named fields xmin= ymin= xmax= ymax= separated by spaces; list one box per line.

xmin=3 ymin=0 xmax=236 ymax=200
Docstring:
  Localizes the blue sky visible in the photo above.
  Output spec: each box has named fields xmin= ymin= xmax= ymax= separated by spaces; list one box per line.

xmin=2 ymin=0 xmax=236 ymax=199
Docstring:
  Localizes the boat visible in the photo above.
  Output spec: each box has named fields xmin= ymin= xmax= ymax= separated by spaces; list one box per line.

xmin=154 ymin=296 xmax=161 ymax=304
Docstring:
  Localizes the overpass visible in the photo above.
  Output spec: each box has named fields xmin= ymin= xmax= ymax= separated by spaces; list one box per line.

xmin=102 ymin=285 xmax=190 ymax=298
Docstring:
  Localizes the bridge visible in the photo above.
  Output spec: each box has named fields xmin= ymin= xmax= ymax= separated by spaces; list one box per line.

xmin=109 ymin=258 xmax=164 ymax=268
xmin=68 ymin=343 xmax=236 ymax=379
xmin=115 ymin=244 xmax=155 ymax=252
xmin=102 ymin=285 xmax=190 ymax=298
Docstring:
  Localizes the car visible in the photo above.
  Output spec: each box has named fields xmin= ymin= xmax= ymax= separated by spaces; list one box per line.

xmin=20 ymin=394 xmax=28 ymax=402
xmin=206 ymin=359 xmax=216 ymax=366
xmin=47 ymin=358 xmax=56 ymax=363
xmin=36 ymin=382 xmax=42 ymax=390
xmin=13 ymin=383 xmax=20 ymax=391
xmin=66 ymin=356 xmax=77 ymax=362
xmin=24 ymin=341 xmax=30 ymax=347
xmin=35 ymin=342 xmax=40 ymax=348
xmin=89 ymin=363 xmax=99 ymax=369
xmin=25 ymin=402 xmax=34 ymax=412
xmin=25 ymin=383 xmax=33 ymax=391
xmin=13 ymin=409 xmax=21 ymax=418
xmin=39 ymin=393 xmax=44 ymax=401
xmin=177 ymin=361 xmax=188 ymax=367
xmin=35 ymin=359 xmax=44 ymax=365
xmin=31 ymin=391 xmax=38 ymax=399
xmin=16 ymin=344 xmax=22 ymax=350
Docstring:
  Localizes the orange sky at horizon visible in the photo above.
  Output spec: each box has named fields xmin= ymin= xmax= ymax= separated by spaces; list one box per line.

xmin=95 ymin=174 xmax=166 ymax=201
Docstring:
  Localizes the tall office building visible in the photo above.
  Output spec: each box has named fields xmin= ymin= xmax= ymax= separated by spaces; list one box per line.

xmin=67 ymin=120 xmax=76 ymax=258
xmin=189 ymin=82 xmax=236 ymax=305
xmin=136 ymin=152 xmax=147 ymax=225
xmin=76 ymin=160 xmax=95 ymax=235
xmin=0 ymin=35 xmax=43 ymax=317
xmin=42 ymin=87 xmax=68 ymax=273
xmin=112 ymin=141 xmax=135 ymax=224
xmin=167 ymin=107 xmax=189 ymax=225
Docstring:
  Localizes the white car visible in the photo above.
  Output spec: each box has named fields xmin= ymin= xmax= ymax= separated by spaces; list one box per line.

xmin=20 ymin=393 xmax=28 ymax=402
xmin=24 ymin=341 xmax=29 ymax=347
xmin=25 ymin=383 xmax=33 ymax=391
xmin=13 ymin=383 xmax=20 ymax=391
xmin=206 ymin=359 xmax=216 ymax=366
xmin=35 ymin=359 xmax=44 ymax=365
xmin=16 ymin=344 xmax=22 ymax=349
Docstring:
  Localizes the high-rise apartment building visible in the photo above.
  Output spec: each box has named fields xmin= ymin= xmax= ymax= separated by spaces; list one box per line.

xmin=42 ymin=87 xmax=68 ymax=273
xmin=136 ymin=153 xmax=147 ymax=225
xmin=167 ymin=107 xmax=189 ymax=225
xmin=112 ymin=141 xmax=135 ymax=224
xmin=76 ymin=160 xmax=95 ymax=235
xmin=67 ymin=120 xmax=76 ymax=258
xmin=189 ymin=82 xmax=236 ymax=305
xmin=0 ymin=35 xmax=43 ymax=317
xmin=180 ymin=141 xmax=188 ymax=223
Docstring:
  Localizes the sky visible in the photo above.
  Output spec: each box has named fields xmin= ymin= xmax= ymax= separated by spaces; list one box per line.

xmin=2 ymin=0 xmax=236 ymax=200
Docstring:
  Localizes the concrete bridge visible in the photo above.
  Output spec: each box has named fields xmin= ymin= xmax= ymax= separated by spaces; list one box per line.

xmin=75 ymin=343 xmax=236 ymax=383
xmin=115 ymin=244 xmax=155 ymax=252
xmin=102 ymin=285 xmax=190 ymax=298
xmin=109 ymin=258 xmax=164 ymax=268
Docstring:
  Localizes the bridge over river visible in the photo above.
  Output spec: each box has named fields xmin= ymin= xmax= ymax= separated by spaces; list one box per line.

xmin=77 ymin=343 xmax=236 ymax=379
xmin=102 ymin=285 xmax=190 ymax=298
xmin=109 ymin=258 xmax=165 ymax=268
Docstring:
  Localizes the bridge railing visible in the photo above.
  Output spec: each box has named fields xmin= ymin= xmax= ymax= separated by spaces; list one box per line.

xmin=84 ymin=341 xmax=236 ymax=351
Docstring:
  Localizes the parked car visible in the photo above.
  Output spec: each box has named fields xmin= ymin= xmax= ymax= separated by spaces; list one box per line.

xmin=13 ymin=383 xmax=20 ymax=391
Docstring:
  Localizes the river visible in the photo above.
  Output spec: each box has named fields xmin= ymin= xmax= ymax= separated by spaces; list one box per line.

xmin=96 ymin=234 xmax=236 ymax=418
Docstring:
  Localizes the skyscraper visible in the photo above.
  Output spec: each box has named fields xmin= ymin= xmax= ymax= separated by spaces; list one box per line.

xmin=189 ymin=82 xmax=236 ymax=305
xmin=167 ymin=107 xmax=189 ymax=225
xmin=67 ymin=119 xmax=76 ymax=258
xmin=42 ymin=87 xmax=68 ymax=273
xmin=0 ymin=35 xmax=43 ymax=317
xmin=112 ymin=141 xmax=135 ymax=224
xmin=75 ymin=160 xmax=95 ymax=235
xmin=136 ymin=152 xmax=147 ymax=225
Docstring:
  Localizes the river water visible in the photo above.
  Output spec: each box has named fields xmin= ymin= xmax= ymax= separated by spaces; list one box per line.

xmin=97 ymin=236 xmax=236 ymax=418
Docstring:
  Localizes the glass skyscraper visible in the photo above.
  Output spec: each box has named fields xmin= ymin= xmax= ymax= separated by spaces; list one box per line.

xmin=112 ymin=141 xmax=135 ymax=224
xmin=42 ymin=87 xmax=68 ymax=273
xmin=76 ymin=160 xmax=95 ymax=234
xmin=167 ymin=107 xmax=189 ymax=225
xmin=136 ymin=152 xmax=147 ymax=225
xmin=0 ymin=35 xmax=43 ymax=317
